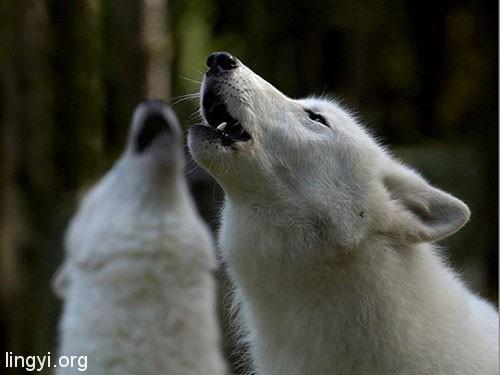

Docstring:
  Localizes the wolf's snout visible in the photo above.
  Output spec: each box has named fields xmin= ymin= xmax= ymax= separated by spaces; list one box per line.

xmin=206 ymin=51 xmax=238 ymax=75
xmin=132 ymin=100 xmax=180 ymax=153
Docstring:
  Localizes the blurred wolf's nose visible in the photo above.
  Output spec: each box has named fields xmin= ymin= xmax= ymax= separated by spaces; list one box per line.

xmin=132 ymin=100 xmax=180 ymax=153
xmin=206 ymin=52 xmax=238 ymax=74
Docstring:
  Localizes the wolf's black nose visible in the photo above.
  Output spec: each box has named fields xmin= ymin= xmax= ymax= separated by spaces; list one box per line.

xmin=206 ymin=52 xmax=238 ymax=73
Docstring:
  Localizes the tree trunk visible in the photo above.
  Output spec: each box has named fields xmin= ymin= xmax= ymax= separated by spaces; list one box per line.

xmin=0 ymin=1 xmax=28 ymax=366
xmin=142 ymin=0 xmax=171 ymax=100
xmin=101 ymin=0 xmax=146 ymax=158
xmin=0 ymin=1 xmax=104 ymax=373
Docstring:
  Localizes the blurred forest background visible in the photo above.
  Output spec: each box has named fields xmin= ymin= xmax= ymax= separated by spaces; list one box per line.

xmin=0 ymin=0 xmax=497 ymax=373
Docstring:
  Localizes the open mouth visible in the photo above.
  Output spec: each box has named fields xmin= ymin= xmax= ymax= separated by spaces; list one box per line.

xmin=202 ymin=89 xmax=251 ymax=145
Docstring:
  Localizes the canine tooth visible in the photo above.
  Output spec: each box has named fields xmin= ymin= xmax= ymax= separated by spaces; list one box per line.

xmin=217 ymin=122 xmax=227 ymax=131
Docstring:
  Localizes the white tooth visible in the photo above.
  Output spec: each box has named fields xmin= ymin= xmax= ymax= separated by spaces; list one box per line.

xmin=217 ymin=122 xmax=227 ymax=131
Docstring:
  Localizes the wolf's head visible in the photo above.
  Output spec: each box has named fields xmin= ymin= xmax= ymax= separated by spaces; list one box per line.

xmin=53 ymin=101 xmax=187 ymax=297
xmin=188 ymin=52 xmax=469 ymax=249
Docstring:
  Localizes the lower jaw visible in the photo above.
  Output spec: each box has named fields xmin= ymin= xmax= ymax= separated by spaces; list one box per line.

xmin=190 ymin=124 xmax=251 ymax=148
xmin=188 ymin=124 xmax=231 ymax=144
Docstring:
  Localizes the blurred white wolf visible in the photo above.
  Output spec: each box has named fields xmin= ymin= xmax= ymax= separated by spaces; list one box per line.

xmin=54 ymin=101 xmax=226 ymax=375
xmin=188 ymin=52 xmax=499 ymax=375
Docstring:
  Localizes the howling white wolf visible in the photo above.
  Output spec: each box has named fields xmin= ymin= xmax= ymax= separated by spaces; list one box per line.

xmin=188 ymin=52 xmax=498 ymax=375
xmin=54 ymin=101 xmax=226 ymax=375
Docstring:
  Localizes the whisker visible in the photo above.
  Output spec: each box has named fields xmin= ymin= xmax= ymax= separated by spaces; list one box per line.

xmin=171 ymin=92 xmax=199 ymax=106
xmin=171 ymin=92 xmax=198 ymax=100
xmin=179 ymin=75 xmax=202 ymax=85
xmin=184 ymin=162 xmax=200 ymax=176
xmin=172 ymin=96 xmax=199 ymax=106
xmin=189 ymin=112 xmax=203 ymax=121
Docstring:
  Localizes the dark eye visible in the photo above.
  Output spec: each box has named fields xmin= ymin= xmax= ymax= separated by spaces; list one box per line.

xmin=305 ymin=109 xmax=329 ymax=127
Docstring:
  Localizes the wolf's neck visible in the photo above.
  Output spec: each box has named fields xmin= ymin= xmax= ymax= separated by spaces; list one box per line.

xmin=220 ymin=198 xmax=446 ymax=306
xmin=219 ymin=198 xmax=469 ymax=374
xmin=222 ymin=200 xmax=359 ymax=298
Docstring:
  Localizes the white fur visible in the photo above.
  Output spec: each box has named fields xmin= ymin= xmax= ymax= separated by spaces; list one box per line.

xmin=188 ymin=57 xmax=499 ymax=375
xmin=55 ymin=102 xmax=226 ymax=375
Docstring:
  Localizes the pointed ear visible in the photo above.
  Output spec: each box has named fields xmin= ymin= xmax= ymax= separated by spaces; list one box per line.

xmin=382 ymin=165 xmax=470 ymax=243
